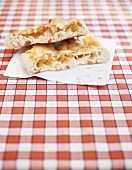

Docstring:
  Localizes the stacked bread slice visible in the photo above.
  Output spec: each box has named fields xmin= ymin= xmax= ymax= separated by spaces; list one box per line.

xmin=4 ymin=18 xmax=110 ymax=74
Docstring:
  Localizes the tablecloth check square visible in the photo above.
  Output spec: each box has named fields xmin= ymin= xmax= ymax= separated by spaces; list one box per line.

xmin=0 ymin=0 xmax=132 ymax=169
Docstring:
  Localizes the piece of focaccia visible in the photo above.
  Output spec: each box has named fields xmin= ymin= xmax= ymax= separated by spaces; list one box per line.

xmin=21 ymin=35 xmax=110 ymax=74
xmin=4 ymin=18 xmax=88 ymax=49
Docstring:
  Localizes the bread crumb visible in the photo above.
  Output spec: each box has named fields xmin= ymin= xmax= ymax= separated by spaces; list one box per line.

xmin=98 ymin=77 xmax=102 ymax=80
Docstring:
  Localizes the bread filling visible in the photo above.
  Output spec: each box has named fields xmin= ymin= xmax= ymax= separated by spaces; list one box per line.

xmin=21 ymin=35 xmax=110 ymax=74
xmin=5 ymin=18 xmax=88 ymax=49
xmin=36 ymin=50 xmax=103 ymax=70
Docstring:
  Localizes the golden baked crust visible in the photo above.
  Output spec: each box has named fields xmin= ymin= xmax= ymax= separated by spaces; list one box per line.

xmin=21 ymin=35 xmax=110 ymax=74
xmin=4 ymin=18 xmax=88 ymax=49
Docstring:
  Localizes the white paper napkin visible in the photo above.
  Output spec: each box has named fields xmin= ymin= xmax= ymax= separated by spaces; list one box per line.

xmin=3 ymin=38 xmax=116 ymax=85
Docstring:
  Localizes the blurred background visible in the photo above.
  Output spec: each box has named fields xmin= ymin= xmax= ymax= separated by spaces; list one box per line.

xmin=1 ymin=0 xmax=132 ymax=38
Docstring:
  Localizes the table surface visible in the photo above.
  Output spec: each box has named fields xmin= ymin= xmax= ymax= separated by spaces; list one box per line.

xmin=0 ymin=0 xmax=132 ymax=170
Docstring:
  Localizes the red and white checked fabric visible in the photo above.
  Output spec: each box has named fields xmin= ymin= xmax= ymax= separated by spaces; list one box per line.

xmin=0 ymin=0 xmax=132 ymax=169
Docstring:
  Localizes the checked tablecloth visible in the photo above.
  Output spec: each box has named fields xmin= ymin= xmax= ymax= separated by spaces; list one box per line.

xmin=0 ymin=0 xmax=132 ymax=170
